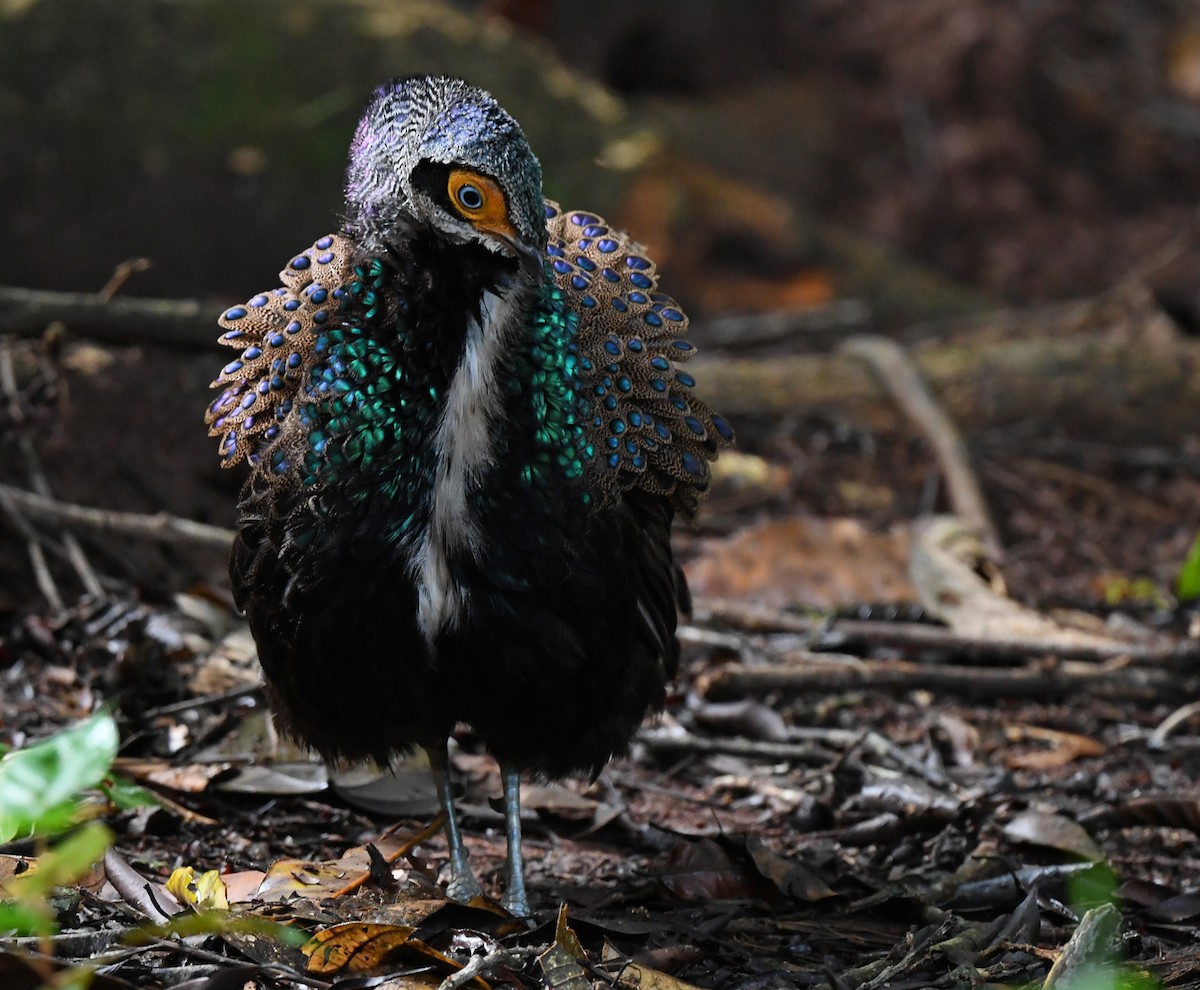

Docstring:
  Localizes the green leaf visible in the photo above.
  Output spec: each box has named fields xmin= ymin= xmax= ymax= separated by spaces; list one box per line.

xmin=0 ymin=900 xmax=55 ymax=936
xmin=0 ymin=712 xmax=119 ymax=839
xmin=100 ymin=775 xmax=161 ymax=812
xmin=23 ymin=823 xmax=112 ymax=895
xmin=1177 ymin=529 xmax=1200 ymax=603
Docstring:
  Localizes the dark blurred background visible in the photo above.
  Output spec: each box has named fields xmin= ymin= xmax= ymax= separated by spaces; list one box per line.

xmin=5 ymin=0 xmax=1198 ymax=307
xmin=1 ymin=0 xmax=1199 ymax=610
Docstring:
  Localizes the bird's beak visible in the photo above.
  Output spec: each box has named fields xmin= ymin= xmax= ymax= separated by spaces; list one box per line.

xmin=498 ymin=233 xmax=544 ymax=272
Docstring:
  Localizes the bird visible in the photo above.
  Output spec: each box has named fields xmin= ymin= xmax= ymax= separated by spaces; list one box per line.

xmin=205 ymin=75 xmax=732 ymax=917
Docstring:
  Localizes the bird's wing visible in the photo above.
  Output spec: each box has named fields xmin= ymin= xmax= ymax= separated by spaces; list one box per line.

xmin=545 ymin=202 xmax=733 ymax=519
xmin=206 ymin=235 xmax=355 ymax=467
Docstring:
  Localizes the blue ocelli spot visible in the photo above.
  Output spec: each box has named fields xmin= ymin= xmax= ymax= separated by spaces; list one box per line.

xmin=629 ymin=272 xmax=652 ymax=289
xmin=597 ymin=238 xmax=618 ymax=253
xmin=626 ymin=256 xmax=651 ymax=270
xmin=249 ymin=295 xmax=268 ymax=308
xmin=676 ymin=371 xmax=696 ymax=387
xmin=316 ymin=235 xmax=334 ymax=249
xmin=284 ymin=299 xmax=300 ymax=312
xmin=290 ymin=256 xmax=311 ymax=270
xmin=224 ymin=306 xmax=247 ymax=321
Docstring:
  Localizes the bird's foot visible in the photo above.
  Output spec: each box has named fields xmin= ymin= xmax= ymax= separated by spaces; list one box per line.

xmin=445 ymin=865 xmax=485 ymax=904
xmin=499 ymin=885 xmax=531 ymax=920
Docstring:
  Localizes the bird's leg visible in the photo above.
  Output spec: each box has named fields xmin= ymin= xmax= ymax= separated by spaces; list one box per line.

xmin=499 ymin=763 xmax=531 ymax=918
xmin=424 ymin=741 xmax=484 ymax=902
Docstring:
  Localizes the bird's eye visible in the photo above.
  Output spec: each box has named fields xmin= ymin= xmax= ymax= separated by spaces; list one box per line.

xmin=445 ymin=168 xmax=516 ymax=240
xmin=456 ymin=184 xmax=484 ymax=211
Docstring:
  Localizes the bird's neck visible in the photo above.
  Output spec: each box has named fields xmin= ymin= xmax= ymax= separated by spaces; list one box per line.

xmin=308 ymin=239 xmax=589 ymax=544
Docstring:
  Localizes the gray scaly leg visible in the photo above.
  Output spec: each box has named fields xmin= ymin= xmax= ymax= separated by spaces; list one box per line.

xmin=424 ymin=741 xmax=483 ymax=902
xmin=499 ymin=764 xmax=531 ymax=918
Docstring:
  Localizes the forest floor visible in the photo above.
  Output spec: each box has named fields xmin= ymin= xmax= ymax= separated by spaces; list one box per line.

xmin=2 ymin=2 xmax=1200 ymax=988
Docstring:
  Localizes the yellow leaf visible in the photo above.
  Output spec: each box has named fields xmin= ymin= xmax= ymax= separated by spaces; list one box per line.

xmin=166 ymin=866 xmax=229 ymax=910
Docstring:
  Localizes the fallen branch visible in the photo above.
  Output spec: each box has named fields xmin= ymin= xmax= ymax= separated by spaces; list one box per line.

xmin=0 ymin=286 xmax=220 ymax=349
xmin=637 ymin=728 xmax=838 ymax=765
xmin=692 ymin=597 xmax=1198 ymax=666
xmin=1 ymin=338 xmax=103 ymax=600
xmin=698 ymin=653 xmax=1188 ymax=703
xmin=0 ymin=483 xmax=234 ymax=549
xmin=839 ymin=336 xmax=999 ymax=554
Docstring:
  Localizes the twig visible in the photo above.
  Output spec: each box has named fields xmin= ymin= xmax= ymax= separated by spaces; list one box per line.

xmin=692 ymin=596 xmax=1198 ymax=666
xmin=839 ymin=334 xmax=1001 ymax=556
xmin=700 ymin=299 xmax=873 ymax=351
xmin=638 ymin=727 xmax=837 ymax=765
xmin=1148 ymin=699 xmax=1200 ymax=748
xmin=0 ymin=492 xmax=63 ymax=611
xmin=0 ymin=482 xmax=234 ymax=549
xmin=97 ymin=258 xmax=153 ymax=302
xmin=699 ymin=653 xmax=1188 ymax=704
xmin=0 ymin=286 xmax=220 ymax=349
xmin=1 ymin=339 xmax=104 ymax=597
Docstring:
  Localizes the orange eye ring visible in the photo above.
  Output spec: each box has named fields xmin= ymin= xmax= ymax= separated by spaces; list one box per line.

xmin=447 ymin=168 xmax=517 ymax=240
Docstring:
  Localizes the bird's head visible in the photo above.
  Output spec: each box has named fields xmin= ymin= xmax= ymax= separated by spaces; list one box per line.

xmin=344 ymin=76 xmax=547 ymax=269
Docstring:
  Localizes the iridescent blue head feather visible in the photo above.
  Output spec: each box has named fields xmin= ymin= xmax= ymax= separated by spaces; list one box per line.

xmin=345 ymin=76 xmax=547 ymax=259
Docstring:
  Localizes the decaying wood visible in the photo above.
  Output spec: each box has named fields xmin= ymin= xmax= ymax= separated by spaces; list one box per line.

xmin=0 ymin=287 xmax=219 ymax=348
xmin=0 ymin=482 xmax=235 ymax=549
xmin=841 ymin=338 xmax=1000 ymax=554
xmin=698 ymin=652 xmax=1190 ymax=704
xmin=689 ymin=291 xmax=1195 ymax=446
xmin=692 ymin=597 xmax=1199 ymax=666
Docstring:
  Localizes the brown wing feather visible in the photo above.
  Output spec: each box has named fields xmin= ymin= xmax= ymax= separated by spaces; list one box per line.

xmin=206 ymin=235 xmax=355 ymax=467
xmin=545 ymin=202 xmax=733 ymax=518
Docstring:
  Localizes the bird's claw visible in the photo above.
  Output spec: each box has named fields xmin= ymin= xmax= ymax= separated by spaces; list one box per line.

xmin=445 ymin=867 xmax=485 ymax=904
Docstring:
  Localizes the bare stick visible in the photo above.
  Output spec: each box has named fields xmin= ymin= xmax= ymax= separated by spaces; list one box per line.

xmin=0 ymin=341 xmax=103 ymax=597
xmin=637 ymin=728 xmax=837 ymax=765
xmin=840 ymin=334 xmax=1000 ymax=555
xmin=0 ymin=483 xmax=234 ymax=549
xmin=0 ymin=287 xmax=220 ymax=349
xmin=698 ymin=653 xmax=1186 ymax=704
xmin=691 ymin=597 xmax=1198 ymax=666
xmin=0 ymin=493 xmax=63 ymax=611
